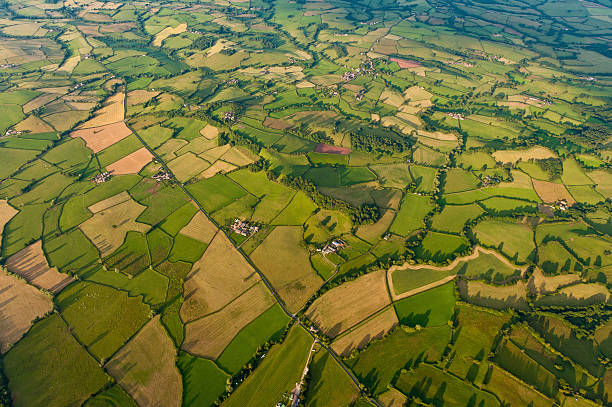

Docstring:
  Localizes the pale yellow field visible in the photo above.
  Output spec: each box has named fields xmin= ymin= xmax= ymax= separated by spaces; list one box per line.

xmin=88 ymin=191 xmax=131 ymax=213
xmin=80 ymin=198 xmax=150 ymax=256
xmin=179 ymin=210 xmax=217 ymax=244
xmin=78 ymin=92 xmax=124 ymax=129
xmin=5 ymin=241 xmax=74 ymax=294
xmin=182 ymin=282 xmax=274 ymax=358
xmin=153 ymin=23 xmax=187 ymax=47
xmin=198 ymin=160 xmax=236 ymax=179
xmin=378 ymin=388 xmax=409 ymax=407
xmin=43 ymin=110 xmax=90 ymax=132
xmin=199 ymin=124 xmax=219 ymax=140
xmin=532 ymin=179 xmax=576 ymax=204
xmin=70 ymin=122 xmax=132 ymax=153
xmin=0 ymin=200 xmax=18 ymax=242
xmin=107 ymin=147 xmax=154 ymax=175
xmin=493 ymin=146 xmax=557 ymax=164
xmin=403 ymin=85 xmax=432 ymax=101
xmin=220 ymin=147 xmax=256 ymax=167
xmin=379 ymin=89 xmax=404 ymax=108
xmin=167 ymin=152 xmax=210 ymax=183
xmin=251 ymin=226 xmax=323 ymax=313
xmin=331 ymin=307 xmax=398 ymax=356
xmin=588 ymin=169 xmax=612 ymax=199
xmin=460 ymin=280 xmax=528 ymax=310
xmin=181 ymin=232 xmax=258 ymax=322
xmin=57 ymin=55 xmax=80 ymax=73
xmin=0 ymin=269 xmax=53 ymax=353
xmin=528 ymin=269 xmax=581 ymax=296
xmin=14 ymin=115 xmax=54 ymax=133
xmin=199 ymin=144 xmax=231 ymax=162
xmin=106 ymin=316 xmax=182 ymax=407
xmin=306 ymin=270 xmax=390 ymax=338
xmin=23 ymin=93 xmax=58 ymax=113
xmin=127 ymin=90 xmax=160 ymax=106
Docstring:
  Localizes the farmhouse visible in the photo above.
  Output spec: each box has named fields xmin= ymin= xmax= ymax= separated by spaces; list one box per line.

xmin=92 ymin=171 xmax=112 ymax=184
xmin=230 ymin=219 xmax=259 ymax=236
xmin=318 ymin=239 xmax=347 ymax=255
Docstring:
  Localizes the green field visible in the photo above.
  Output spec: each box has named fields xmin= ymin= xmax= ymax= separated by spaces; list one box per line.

xmin=177 ymin=352 xmax=228 ymax=407
xmin=389 ymin=193 xmax=434 ymax=236
xmin=223 ymin=325 xmax=313 ymax=406
xmin=3 ymin=314 xmax=110 ymax=407
xmin=394 ymin=282 xmax=455 ymax=327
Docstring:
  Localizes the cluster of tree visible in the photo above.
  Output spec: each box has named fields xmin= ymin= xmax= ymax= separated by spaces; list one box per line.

xmin=534 ymin=157 xmax=563 ymax=180
xmin=275 ymin=174 xmax=380 ymax=224
xmin=567 ymin=123 xmax=610 ymax=147
xmin=292 ymin=125 xmax=334 ymax=145
xmin=255 ymin=34 xmax=284 ymax=49
xmin=191 ymin=36 xmax=215 ymax=50
xmin=219 ymin=130 xmax=261 ymax=154
xmin=0 ymin=362 xmax=10 ymax=407
xmin=350 ymin=131 xmax=411 ymax=154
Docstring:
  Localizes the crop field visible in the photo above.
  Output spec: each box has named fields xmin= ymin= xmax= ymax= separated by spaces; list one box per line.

xmin=0 ymin=269 xmax=52 ymax=353
xmin=5 ymin=240 xmax=74 ymax=293
xmin=1 ymin=0 xmax=612 ymax=405
xmin=183 ymin=282 xmax=274 ymax=358
xmin=306 ymin=270 xmax=389 ymax=337
xmin=56 ymin=281 xmax=151 ymax=361
xmin=251 ymin=226 xmax=322 ymax=312
xmin=331 ymin=307 xmax=398 ymax=356
xmin=106 ymin=316 xmax=182 ymax=407
xmin=4 ymin=314 xmax=109 ymax=407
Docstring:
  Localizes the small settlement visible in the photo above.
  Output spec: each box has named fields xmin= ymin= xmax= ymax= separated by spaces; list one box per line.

xmin=230 ymin=218 xmax=259 ymax=236
xmin=317 ymin=239 xmax=347 ymax=255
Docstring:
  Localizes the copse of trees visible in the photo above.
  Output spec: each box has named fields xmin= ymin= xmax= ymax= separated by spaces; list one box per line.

xmin=350 ymin=131 xmax=411 ymax=154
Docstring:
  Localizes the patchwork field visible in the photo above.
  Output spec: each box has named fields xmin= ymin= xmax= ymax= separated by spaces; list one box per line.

xmin=106 ymin=316 xmax=182 ymax=407
xmin=306 ymin=270 xmax=389 ymax=338
xmin=0 ymin=269 xmax=53 ymax=353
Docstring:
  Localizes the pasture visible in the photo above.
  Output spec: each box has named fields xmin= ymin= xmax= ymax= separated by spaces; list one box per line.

xmin=4 ymin=314 xmax=109 ymax=407
xmin=331 ymin=307 xmax=399 ymax=356
xmin=389 ymin=193 xmax=433 ymax=236
xmin=251 ymin=226 xmax=322 ymax=312
xmin=106 ymin=316 xmax=182 ymax=407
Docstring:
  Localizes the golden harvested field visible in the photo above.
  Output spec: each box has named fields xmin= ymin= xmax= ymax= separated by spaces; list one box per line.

xmin=179 ymin=210 xmax=217 ymax=244
xmin=153 ymin=23 xmax=187 ymax=47
xmin=5 ymin=241 xmax=74 ymax=294
xmin=251 ymin=226 xmax=323 ymax=313
xmin=306 ymin=270 xmax=390 ymax=338
xmin=492 ymin=146 xmax=556 ymax=164
xmin=220 ymin=147 xmax=256 ymax=167
xmin=379 ymin=89 xmax=404 ymax=108
xmin=460 ymin=280 xmax=529 ymax=310
xmin=106 ymin=316 xmax=182 ymax=407
xmin=331 ymin=307 xmax=398 ymax=356
xmin=80 ymin=198 xmax=150 ymax=256
xmin=106 ymin=147 xmax=154 ymax=175
xmin=23 ymin=93 xmax=58 ymax=113
xmin=167 ymin=152 xmax=210 ymax=183
xmin=0 ymin=269 xmax=53 ymax=353
xmin=532 ymin=179 xmax=576 ymax=204
xmin=198 ymin=160 xmax=236 ymax=179
xmin=182 ymin=282 xmax=274 ymax=358
xmin=417 ymin=129 xmax=457 ymax=141
xmin=528 ymin=269 xmax=581 ymax=296
xmin=588 ymin=170 xmax=612 ymax=199
xmin=199 ymin=124 xmax=219 ymax=139
xmin=14 ymin=115 xmax=54 ymax=133
xmin=70 ymin=122 xmax=132 ymax=153
xmin=181 ymin=232 xmax=258 ymax=322
xmin=43 ymin=110 xmax=90 ymax=132
xmin=78 ymin=92 xmax=124 ymax=129
xmin=403 ymin=85 xmax=432 ymax=101
xmin=88 ymin=191 xmax=131 ymax=213
xmin=199 ymin=144 xmax=231 ymax=163
xmin=378 ymin=389 xmax=408 ymax=407
xmin=57 ymin=55 xmax=80 ymax=73
xmin=0 ymin=200 xmax=18 ymax=241
xmin=127 ymin=90 xmax=160 ymax=106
